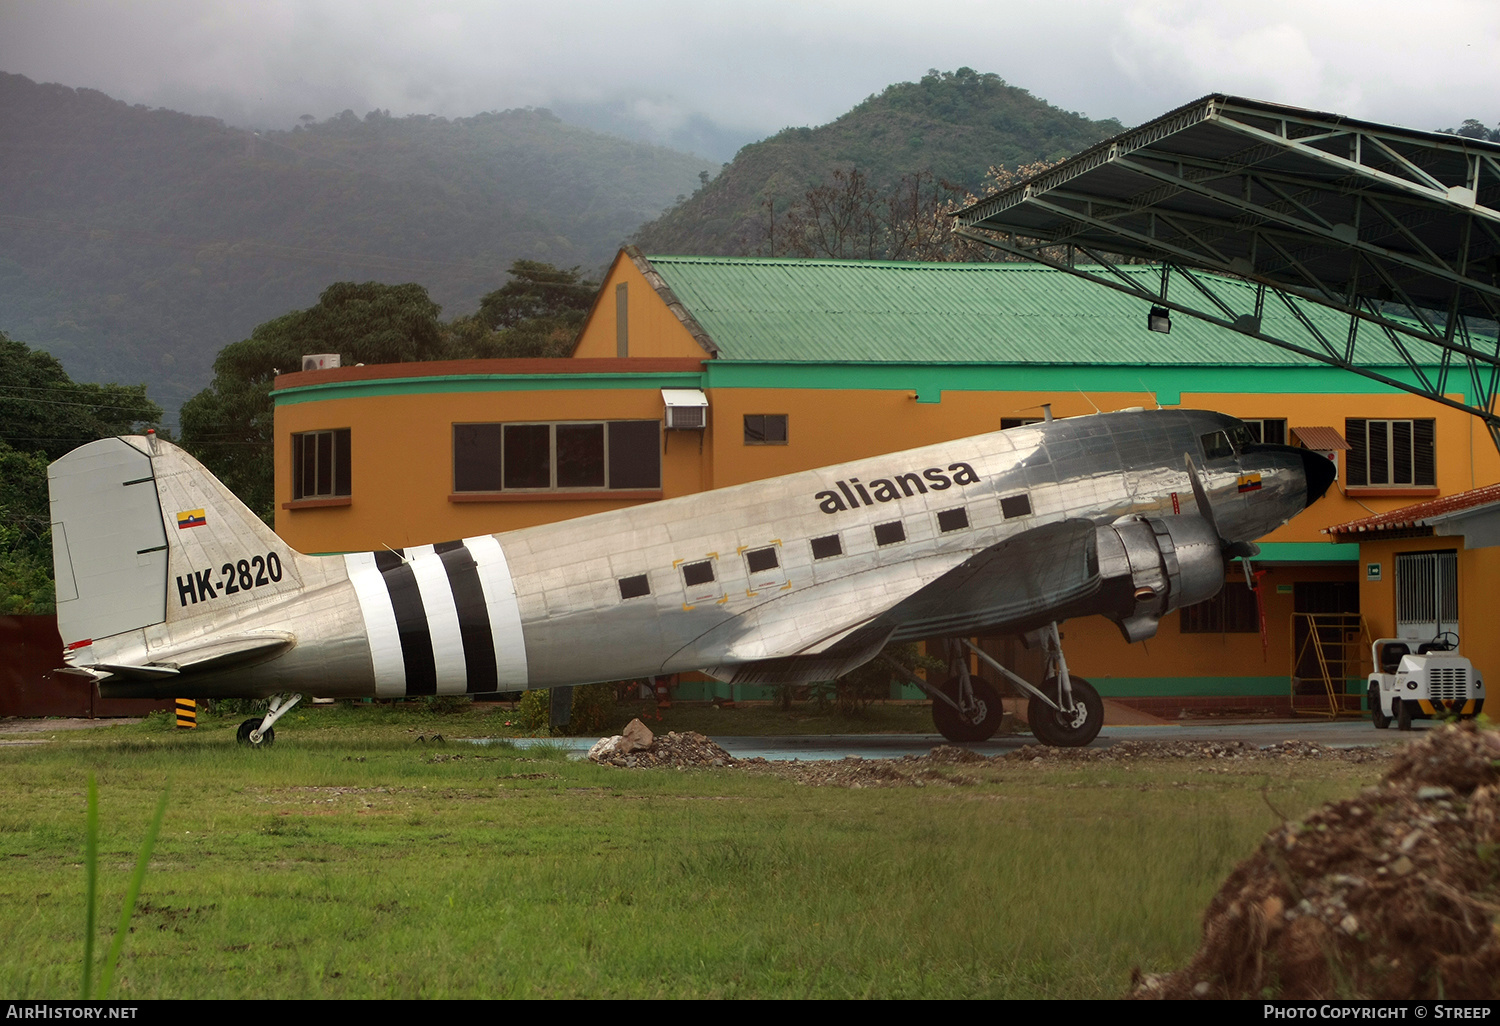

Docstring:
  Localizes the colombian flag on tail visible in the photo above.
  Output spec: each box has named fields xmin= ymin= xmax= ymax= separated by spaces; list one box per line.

xmin=177 ymin=508 xmax=207 ymax=529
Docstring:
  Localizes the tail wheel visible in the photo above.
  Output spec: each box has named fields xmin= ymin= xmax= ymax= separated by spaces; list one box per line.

xmin=1028 ymin=676 xmax=1103 ymax=748
xmin=931 ymin=675 xmax=1004 ymax=743
xmin=237 ymin=718 xmax=275 ymax=747
xmin=1370 ymin=686 xmax=1390 ymax=729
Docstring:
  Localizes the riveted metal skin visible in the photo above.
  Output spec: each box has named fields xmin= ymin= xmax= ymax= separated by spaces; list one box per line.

xmin=49 ymin=409 xmax=1324 ymax=700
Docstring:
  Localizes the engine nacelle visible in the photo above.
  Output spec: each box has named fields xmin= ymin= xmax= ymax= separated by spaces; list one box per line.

xmin=1096 ymin=515 xmax=1226 ymax=642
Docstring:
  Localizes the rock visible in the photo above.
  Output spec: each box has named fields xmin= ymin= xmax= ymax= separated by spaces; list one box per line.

xmin=620 ymin=718 xmax=654 ymax=754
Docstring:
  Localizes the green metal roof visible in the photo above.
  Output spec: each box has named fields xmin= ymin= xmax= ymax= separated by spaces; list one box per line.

xmin=644 ymin=255 xmax=1422 ymax=367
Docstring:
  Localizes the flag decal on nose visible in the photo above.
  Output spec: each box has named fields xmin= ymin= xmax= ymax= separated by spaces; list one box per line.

xmin=1236 ymin=474 xmax=1263 ymax=493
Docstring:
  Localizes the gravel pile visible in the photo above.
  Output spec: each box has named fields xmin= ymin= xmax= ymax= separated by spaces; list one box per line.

xmin=1004 ymin=738 xmax=1392 ymax=765
xmin=588 ymin=725 xmax=738 ymax=769
xmin=1134 ymin=722 xmax=1500 ymax=1000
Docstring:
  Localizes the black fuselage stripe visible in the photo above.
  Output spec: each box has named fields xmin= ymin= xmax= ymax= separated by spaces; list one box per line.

xmin=379 ymin=557 xmax=437 ymax=695
xmin=438 ymin=545 xmax=499 ymax=694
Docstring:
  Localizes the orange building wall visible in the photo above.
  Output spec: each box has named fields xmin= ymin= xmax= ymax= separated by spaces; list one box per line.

xmin=276 ymin=385 xmax=712 ymax=553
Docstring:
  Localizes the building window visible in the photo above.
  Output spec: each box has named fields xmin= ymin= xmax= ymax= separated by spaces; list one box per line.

xmin=453 ymin=421 xmax=661 ymax=492
xmin=744 ymin=414 xmax=788 ymax=445
xmin=1180 ymin=586 xmax=1260 ymax=633
xmin=292 ymin=429 xmax=351 ymax=499
xmin=1242 ymin=419 xmax=1287 ymax=445
xmin=1345 ymin=419 xmax=1435 ymax=487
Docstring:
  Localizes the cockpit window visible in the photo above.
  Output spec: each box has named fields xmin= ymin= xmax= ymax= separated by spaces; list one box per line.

xmin=1200 ymin=430 xmax=1234 ymax=460
xmin=1228 ymin=424 xmax=1256 ymax=449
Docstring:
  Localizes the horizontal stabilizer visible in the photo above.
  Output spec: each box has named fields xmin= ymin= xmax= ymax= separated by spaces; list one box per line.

xmin=92 ymin=663 xmax=180 ymax=681
xmin=79 ymin=633 xmax=294 ymax=681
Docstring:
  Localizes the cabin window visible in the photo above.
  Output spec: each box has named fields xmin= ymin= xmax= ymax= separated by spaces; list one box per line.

xmin=1000 ymin=417 xmax=1043 ymax=430
xmin=618 ymin=574 xmax=651 ymax=600
xmin=745 ymin=546 xmax=779 ymax=573
xmin=1000 ymin=494 xmax=1031 ymax=519
xmin=744 ymin=414 xmax=788 ymax=445
xmin=937 ymin=508 xmax=969 ymax=533
xmin=811 ymin=534 xmax=842 ymax=559
xmin=874 ymin=521 xmax=905 ymax=546
xmin=1200 ymin=431 xmax=1234 ymax=460
xmin=1345 ymin=419 xmax=1435 ymax=487
xmin=681 ymin=560 xmax=715 ymax=587
xmin=453 ymin=421 xmax=661 ymax=492
xmin=292 ymin=429 xmax=351 ymax=500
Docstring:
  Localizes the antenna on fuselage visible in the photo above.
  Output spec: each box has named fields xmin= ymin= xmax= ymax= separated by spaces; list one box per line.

xmin=1042 ymin=403 xmax=1053 ymax=423
xmin=1138 ymin=379 xmax=1162 ymax=409
xmin=1076 ymin=389 xmax=1101 ymax=413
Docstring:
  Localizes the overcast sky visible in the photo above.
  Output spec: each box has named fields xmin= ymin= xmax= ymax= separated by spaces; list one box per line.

xmin=3 ymin=1 xmax=1498 ymax=161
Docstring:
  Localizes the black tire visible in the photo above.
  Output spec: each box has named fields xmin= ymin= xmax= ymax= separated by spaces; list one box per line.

xmin=1396 ymin=698 xmax=1412 ymax=731
xmin=931 ymin=675 xmax=1005 ymax=743
xmin=237 ymin=717 xmax=275 ymax=747
xmin=1370 ymin=686 xmax=1390 ymax=729
xmin=1028 ymin=676 xmax=1103 ymax=748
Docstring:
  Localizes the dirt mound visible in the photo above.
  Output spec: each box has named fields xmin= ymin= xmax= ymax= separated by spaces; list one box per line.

xmin=590 ymin=730 xmax=738 ymax=769
xmin=1134 ymin=723 xmax=1500 ymax=1000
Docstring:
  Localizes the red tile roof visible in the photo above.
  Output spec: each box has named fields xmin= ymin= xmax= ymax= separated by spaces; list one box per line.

xmin=1323 ymin=482 xmax=1500 ymax=536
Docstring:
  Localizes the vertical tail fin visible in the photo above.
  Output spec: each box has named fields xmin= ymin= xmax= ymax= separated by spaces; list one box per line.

xmin=50 ymin=435 xmax=311 ymax=646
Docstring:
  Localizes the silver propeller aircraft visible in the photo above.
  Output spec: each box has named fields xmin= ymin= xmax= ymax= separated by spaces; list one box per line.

xmin=47 ymin=408 xmax=1334 ymax=746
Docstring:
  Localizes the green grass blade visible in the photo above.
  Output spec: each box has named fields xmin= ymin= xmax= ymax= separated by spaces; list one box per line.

xmin=80 ymin=775 xmax=97 ymax=1001
xmin=95 ymin=786 xmax=169 ymax=999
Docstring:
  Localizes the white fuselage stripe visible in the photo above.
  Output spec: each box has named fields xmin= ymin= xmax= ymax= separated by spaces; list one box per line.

xmin=405 ymin=544 xmax=469 ymax=695
xmin=344 ymin=551 xmax=407 ymax=696
xmin=465 ymin=534 xmax=529 ymax=687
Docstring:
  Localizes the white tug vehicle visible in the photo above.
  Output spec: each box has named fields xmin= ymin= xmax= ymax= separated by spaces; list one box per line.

xmin=1368 ymin=633 xmax=1485 ymax=731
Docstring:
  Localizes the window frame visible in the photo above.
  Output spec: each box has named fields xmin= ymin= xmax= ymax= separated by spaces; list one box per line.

xmin=291 ymin=428 xmax=351 ymax=501
xmin=1344 ymin=418 xmax=1436 ymax=488
xmin=452 ymin=419 xmax=662 ymax=494
xmin=1180 ymin=585 xmax=1261 ymax=634
xmin=743 ymin=413 xmax=789 ymax=445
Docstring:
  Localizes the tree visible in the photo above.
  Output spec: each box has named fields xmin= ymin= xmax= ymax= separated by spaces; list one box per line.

xmin=476 ymin=261 xmax=598 ymax=331
xmin=447 ymin=260 xmax=601 ymax=360
xmin=179 ymin=281 xmax=448 ymax=521
xmin=0 ymin=331 xmax=162 ymax=613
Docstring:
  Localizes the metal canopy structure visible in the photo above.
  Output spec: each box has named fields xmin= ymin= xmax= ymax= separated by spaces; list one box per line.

xmin=954 ymin=94 xmax=1500 ymax=451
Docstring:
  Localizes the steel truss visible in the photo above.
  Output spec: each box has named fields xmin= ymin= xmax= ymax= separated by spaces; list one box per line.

xmin=953 ymin=94 xmax=1500 ymax=453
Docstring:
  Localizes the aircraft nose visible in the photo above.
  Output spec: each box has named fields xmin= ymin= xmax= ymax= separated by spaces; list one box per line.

xmin=1299 ymin=448 xmax=1337 ymax=507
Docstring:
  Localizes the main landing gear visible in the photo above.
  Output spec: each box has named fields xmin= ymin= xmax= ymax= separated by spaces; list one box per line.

xmin=889 ymin=624 xmax=1103 ymax=748
xmin=236 ymin=693 xmax=303 ymax=747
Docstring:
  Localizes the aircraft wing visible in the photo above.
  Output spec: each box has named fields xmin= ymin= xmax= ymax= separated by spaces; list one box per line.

xmin=688 ymin=520 xmax=1102 ymax=685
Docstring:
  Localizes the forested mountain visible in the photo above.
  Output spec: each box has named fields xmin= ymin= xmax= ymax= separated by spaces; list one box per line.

xmin=633 ymin=68 xmax=1125 ymax=256
xmin=0 ymin=73 xmax=712 ymax=419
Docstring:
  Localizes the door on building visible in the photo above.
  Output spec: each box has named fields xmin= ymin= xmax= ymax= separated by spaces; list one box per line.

xmin=1395 ymin=550 xmax=1459 ymax=641
xmin=1292 ymin=581 xmax=1360 ymax=690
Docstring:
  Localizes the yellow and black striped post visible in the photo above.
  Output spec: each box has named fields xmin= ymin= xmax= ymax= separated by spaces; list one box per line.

xmin=175 ymin=698 xmax=196 ymax=729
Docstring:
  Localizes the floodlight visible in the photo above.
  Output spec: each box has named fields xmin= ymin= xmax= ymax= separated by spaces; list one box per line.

xmin=1147 ymin=306 xmax=1171 ymax=334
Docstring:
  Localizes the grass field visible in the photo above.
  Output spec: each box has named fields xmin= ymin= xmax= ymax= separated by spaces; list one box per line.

xmin=0 ymin=705 xmax=1371 ymax=999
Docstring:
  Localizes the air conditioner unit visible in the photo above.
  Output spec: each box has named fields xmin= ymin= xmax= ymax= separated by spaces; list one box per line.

xmin=662 ymin=389 xmax=708 ymax=430
xmin=301 ymin=353 xmax=342 ymax=372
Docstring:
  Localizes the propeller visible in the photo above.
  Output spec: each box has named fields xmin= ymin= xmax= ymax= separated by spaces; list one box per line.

xmin=1184 ymin=453 xmax=1260 ymax=563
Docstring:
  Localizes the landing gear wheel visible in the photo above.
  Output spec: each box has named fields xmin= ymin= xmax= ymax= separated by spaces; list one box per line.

xmin=1028 ymin=676 xmax=1103 ymax=748
xmin=1370 ymin=686 xmax=1390 ymax=729
xmin=237 ymin=718 xmax=275 ymax=747
xmin=1396 ymin=698 xmax=1412 ymax=731
xmin=931 ymin=675 xmax=1004 ymax=743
